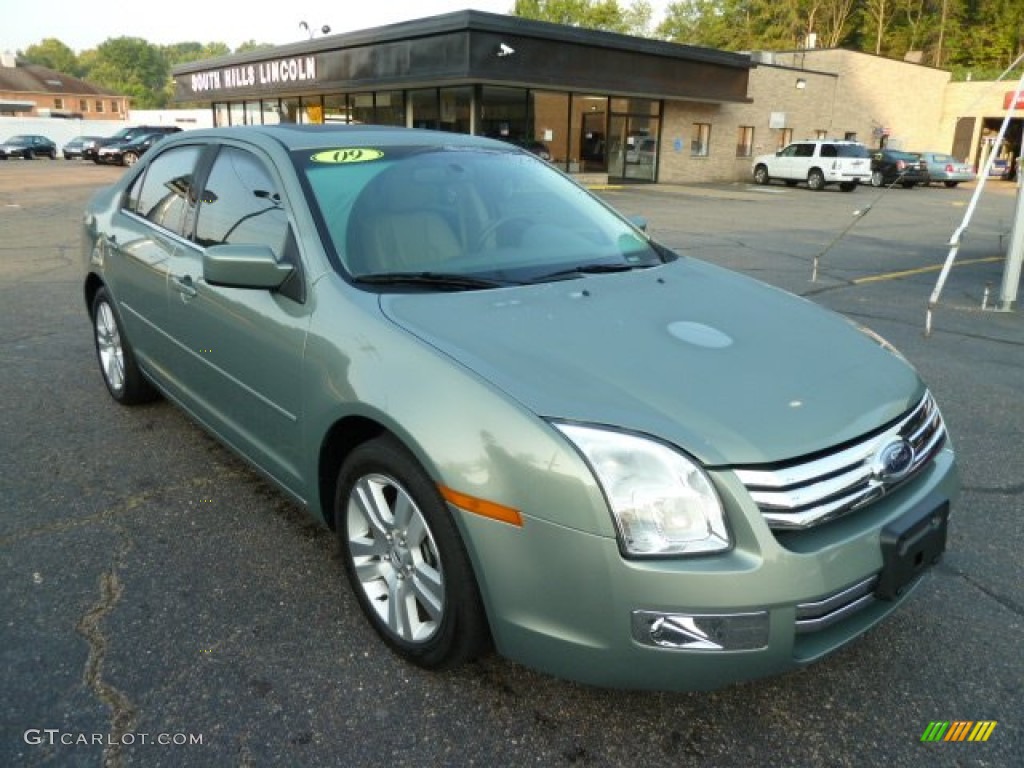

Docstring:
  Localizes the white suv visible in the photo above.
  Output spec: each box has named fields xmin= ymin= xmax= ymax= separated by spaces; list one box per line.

xmin=752 ymin=140 xmax=872 ymax=191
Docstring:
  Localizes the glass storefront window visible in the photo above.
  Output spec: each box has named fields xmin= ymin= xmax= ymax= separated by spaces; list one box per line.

xmin=324 ymin=95 xmax=348 ymax=123
xmin=244 ymin=101 xmax=262 ymax=125
xmin=439 ymin=87 xmax=472 ymax=133
xmin=410 ymin=89 xmax=439 ymax=130
xmin=375 ymin=91 xmax=406 ymax=127
xmin=570 ymin=94 xmax=608 ymax=173
xmin=214 ymin=103 xmax=230 ymax=127
xmin=480 ymin=86 xmax=527 ymax=143
xmin=350 ymin=93 xmax=374 ymax=125
xmin=229 ymin=102 xmax=245 ymax=126
xmin=261 ymin=99 xmax=281 ymax=125
xmin=303 ymin=96 xmax=325 ymax=124
xmin=530 ymin=91 xmax=569 ymax=170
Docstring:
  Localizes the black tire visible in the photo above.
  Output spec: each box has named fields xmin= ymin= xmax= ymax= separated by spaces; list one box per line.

xmin=839 ymin=182 xmax=857 ymax=192
xmin=90 ymin=287 xmax=159 ymax=405
xmin=335 ymin=435 xmax=489 ymax=670
xmin=870 ymin=171 xmax=885 ymax=188
xmin=753 ymin=165 xmax=770 ymax=185
xmin=807 ymin=169 xmax=826 ymax=190
xmin=944 ymin=181 xmax=959 ymax=188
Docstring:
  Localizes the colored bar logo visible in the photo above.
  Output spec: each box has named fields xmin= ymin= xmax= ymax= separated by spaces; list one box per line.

xmin=921 ymin=721 xmax=997 ymax=742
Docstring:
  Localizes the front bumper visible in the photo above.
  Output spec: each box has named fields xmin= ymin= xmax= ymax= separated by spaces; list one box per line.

xmin=456 ymin=446 xmax=957 ymax=691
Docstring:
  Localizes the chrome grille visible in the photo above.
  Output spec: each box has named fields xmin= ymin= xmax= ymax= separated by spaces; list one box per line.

xmin=795 ymin=576 xmax=878 ymax=634
xmin=734 ymin=392 xmax=946 ymax=530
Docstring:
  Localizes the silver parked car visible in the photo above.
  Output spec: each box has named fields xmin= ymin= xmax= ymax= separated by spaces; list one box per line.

xmin=915 ymin=151 xmax=975 ymax=187
xmin=82 ymin=125 xmax=958 ymax=691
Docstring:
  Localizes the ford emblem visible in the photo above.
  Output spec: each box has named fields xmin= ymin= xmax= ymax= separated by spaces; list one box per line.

xmin=873 ymin=438 xmax=915 ymax=482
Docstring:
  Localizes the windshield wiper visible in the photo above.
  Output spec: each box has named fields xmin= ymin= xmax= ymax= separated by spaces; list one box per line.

xmin=531 ymin=262 xmax=648 ymax=283
xmin=352 ymin=271 xmax=517 ymax=290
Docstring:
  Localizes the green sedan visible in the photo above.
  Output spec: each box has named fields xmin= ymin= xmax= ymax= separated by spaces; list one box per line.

xmin=82 ymin=125 xmax=958 ymax=690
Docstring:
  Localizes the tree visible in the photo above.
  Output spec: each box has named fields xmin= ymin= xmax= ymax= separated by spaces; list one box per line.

xmin=85 ymin=37 xmax=170 ymax=109
xmin=21 ymin=38 xmax=80 ymax=77
xmin=514 ymin=0 xmax=654 ymax=34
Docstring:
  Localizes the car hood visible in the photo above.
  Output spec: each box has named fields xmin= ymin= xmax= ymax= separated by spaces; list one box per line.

xmin=379 ymin=258 xmax=923 ymax=466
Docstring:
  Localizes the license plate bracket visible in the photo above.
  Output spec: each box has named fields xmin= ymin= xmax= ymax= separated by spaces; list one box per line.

xmin=875 ymin=501 xmax=949 ymax=601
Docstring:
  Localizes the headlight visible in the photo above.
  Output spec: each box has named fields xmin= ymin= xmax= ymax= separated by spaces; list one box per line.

xmin=555 ymin=424 xmax=730 ymax=557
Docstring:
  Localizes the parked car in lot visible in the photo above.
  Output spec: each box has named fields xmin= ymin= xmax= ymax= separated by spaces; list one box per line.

xmin=752 ymin=139 xmax=871 ymax=191
xmin=869 ymin=149 xmax=930 ymax=188
xmin=915 ymin=151 xmax=975 ymax=187
xmin=82 ymin=125 xmax=958 ymax=691
xmin=62 ymin=135 xmax=104 ymax=160
xmin=96 ymin=131 xmax=167 ymax=166
xmin=82 ymin=125 xmax=182 ymax=162
xmin=0 ymin=134 xmax=57 ymax=159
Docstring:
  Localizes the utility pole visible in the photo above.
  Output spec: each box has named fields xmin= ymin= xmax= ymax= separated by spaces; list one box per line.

xmin=998 ymin=168 xmax=1023 ymax=310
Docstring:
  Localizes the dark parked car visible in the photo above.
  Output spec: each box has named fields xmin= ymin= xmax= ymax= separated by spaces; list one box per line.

xmin=0 ymin=134 xmax=57 ymax=159
xmin=82 ymin=125 xmax=182 ymax=162
xmin=96 ymin=132 xmax=167 ymax=166
xmin=869 ymin=149 xmax=930 ymax=188
xmin=63 ymin=135 xmax=105 ymax=160
xmin=80 ymin=125 xmax=957 ymax=692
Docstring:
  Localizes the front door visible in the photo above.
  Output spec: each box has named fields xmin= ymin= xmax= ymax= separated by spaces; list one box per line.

xmin=165 ymin=145 xmax=309 ymax=494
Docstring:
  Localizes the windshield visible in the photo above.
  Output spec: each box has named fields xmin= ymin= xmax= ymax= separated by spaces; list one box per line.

xmin=6 ymin=135 xmax=31 ymax=145
xmin=297 ymin=145 xmax=665 ymax=286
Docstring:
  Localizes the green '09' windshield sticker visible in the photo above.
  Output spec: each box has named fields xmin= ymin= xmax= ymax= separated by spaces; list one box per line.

xmin=311 ymin=148 xmax=384 ymax=164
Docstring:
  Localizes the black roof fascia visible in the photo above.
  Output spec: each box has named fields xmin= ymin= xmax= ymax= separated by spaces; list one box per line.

xmin=173 ymin=11 xmax=751 ymax=74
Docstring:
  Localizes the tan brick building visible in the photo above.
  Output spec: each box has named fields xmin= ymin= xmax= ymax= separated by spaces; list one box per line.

xmin=0 ymin=52 xmax=128 ymax=120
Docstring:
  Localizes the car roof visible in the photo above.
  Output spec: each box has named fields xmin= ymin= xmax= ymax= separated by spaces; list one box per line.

xmin=162 ymin=124 xmax=517 ymax=154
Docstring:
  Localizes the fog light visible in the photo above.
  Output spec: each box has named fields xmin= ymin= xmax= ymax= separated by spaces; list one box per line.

xmin=631 ymin=610 xmax=769 ymax=651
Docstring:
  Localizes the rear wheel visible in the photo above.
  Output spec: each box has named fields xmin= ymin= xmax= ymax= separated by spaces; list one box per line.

xmin=90 ymin=287 xmax=159 ymax=405
xmin=335 ymin=435 xmax=489 ymax=670
xmin=753 ymin=165 xmax=770 ymax=185
xmin=807 ymin=169 xmax=826 ymax=191
xmin=870 ymin=171 xmax=885 ymax=187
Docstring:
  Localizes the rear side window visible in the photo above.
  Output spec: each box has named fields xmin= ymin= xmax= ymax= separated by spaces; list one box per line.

xmin=819 ymin=144 xmax=837 ymax=158
xmin=794 ymin=144 xmax=814 ymax=158
xmin=125 ymin=145 xmax=203 ymax=237
xmin=837 ymin=144 xmax=870 ymax=158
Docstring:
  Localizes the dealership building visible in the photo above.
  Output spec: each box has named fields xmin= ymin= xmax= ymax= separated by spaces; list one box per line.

xmin=171 ymin=10 xmax=1024 ymax=185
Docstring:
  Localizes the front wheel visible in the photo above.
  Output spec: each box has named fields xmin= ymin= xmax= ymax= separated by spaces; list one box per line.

xmin=753 ymin=165 xmax=770 ymax=185
xmin=91 ymin=287 xmax=158 ymax=405
xmin=123 ymin=151 xmax=139 ymax=167
xmin=335 ymin=435 xmax=490 ymax=670
xmin=807 ymin=169 xmax=826 ymax=191
xmin=870 ymin=171 xmax=884 ymax=187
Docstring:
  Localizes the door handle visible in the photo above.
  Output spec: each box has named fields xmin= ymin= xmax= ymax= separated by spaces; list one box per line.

xmin=171 ymin=274 xmax=198 ymax=298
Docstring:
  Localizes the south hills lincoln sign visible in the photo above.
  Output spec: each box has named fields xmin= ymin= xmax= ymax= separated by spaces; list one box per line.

xmin=183 ymin=55 xmax=319 ymax=97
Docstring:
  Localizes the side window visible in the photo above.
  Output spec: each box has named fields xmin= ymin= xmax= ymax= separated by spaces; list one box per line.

xmin=126 ymin=146 xmax=203 ymax=237
xmin=780 ymin=145 xmax=797 ymax=158
xmin=195 ymin=147 xmax=289 ymax=258
xmin=794 ymin=144 xmax=814 ymax=158
xmin=819 ymin=144 xmax=837 ymax=158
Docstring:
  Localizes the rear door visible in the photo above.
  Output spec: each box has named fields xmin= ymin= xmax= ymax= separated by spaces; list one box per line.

xmin=104 ymin=144 xmax=204 ymax=378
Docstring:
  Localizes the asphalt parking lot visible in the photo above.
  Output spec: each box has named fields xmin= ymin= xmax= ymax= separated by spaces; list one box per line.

xmin=1 ymin=160 xmax=1021 ymax=768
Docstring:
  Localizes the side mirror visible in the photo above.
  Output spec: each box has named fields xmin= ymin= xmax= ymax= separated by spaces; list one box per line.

xmin=203 ymin=244 xmax=293 ymax=289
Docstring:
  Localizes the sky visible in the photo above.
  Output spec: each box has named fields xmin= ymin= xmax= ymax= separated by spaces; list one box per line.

xmin=3 ymin=1 xmax=674 ymax=55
